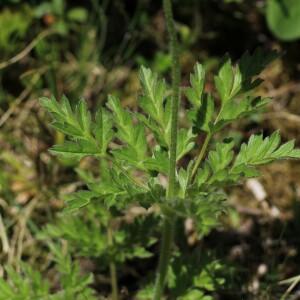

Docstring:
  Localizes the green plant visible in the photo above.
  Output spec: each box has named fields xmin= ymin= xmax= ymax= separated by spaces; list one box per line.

xmin=34 ymin=0 xmax=88 ymax=35
xmin=137 ymin=253 xmax=225 ymax=300
xmin=266 ymin=0 xmax=300 ymax=41
xmin=0 ymin=244 xmax=96 ymax=300
xmin=40 ymin=1 xmax=300 ymax=299
xmin=0 ymin=6 xmax=32 ymax=55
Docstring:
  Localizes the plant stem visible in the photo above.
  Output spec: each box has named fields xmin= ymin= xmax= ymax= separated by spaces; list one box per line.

xmin=107 ymin=223 xmax=119 ymax=300
xmin=164 ymin=0 xmax=180 ymax=199
xmin=190 ymin=108 xmax=224 ymax=183
xmin=153 ymin=0 xmax=180 ymax=299
xmin=153 ymin=216 xmax=174 ymax=300
xmin=190 ymin=133 xmax=211 ymax=181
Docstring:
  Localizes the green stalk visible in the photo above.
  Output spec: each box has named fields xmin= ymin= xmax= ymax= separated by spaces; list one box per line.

xmin=107 ymin=223 xmax=119 ymax=300
xmin=190 ymin=108 xmax=224 ymax=183
xmin=164 ymin=0 xmax=180 ymax=199
xmin=153 ymin=217 xmax=174 ymax=300
xmin=153 ymin=0 xmax=180 ymax=299
xmin=190 ymin=133 xmax=211 ymax=181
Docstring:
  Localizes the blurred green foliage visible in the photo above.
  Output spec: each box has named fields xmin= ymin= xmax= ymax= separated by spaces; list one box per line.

xmin=0 ymin=244 xmax=96 ymax=300
xmin=0 ymin=8 xmax=32 ymax=54
xmin=1 ymin=1 xmax=300 ymax=299
xmin=267 ymin=0 xmax=300 ymax=41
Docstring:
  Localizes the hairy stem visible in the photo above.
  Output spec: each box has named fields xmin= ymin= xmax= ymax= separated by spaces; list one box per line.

xmin=153 ymin=0 xmax=181 ymax=299
xmin=107 ymin=224 xmax=119 ymax=300
xmin=165 ymin=0 xmax=180 ymax=199
xmin=153 ymin=216 xmax=174 ymax=300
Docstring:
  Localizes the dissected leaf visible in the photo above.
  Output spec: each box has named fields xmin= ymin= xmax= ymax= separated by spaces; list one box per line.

xmin=193 ymin=261 xmax=225 ymax=291
xmin=177 ymin=163 xmax=193 ymax=199
xmin=207 ymin=140 xmax=234 ymax=173
xmin=191 ymin=192 xmax=227 ymax=236
xmin=219 ymin=96 xmax=269 ymax=123
xmin=63 ymin=190 xmax=98 ymax=213
xmin=194 ymin=140 xmax=236 ymax=187
xmin=177 ymin=128 xmax=195 ymax=161
xmin=238 ymin=49 xmax=278 ymax=91
xmin=185 ymin=62 xmax=205 ymax=107
xmin=169 ymin=249 xmax=225 ymax=299
xmin=139 ymin=66 xmax=167 ymax=125
xmin=49 ymin=140 xmax=101 ymax=159
xmin=76 ymin=99 xmax=92 ymax=136
xmin=194 ymin=131 xmax=300 ymax=190
xmin=41 ymin=96 xmax=86 ymax=139
xmin=139 ymin=67 xmax=172 ymax=147
xmin=233 ymin=131 xmax=300 ymax=167
xmin=0 ymin=259 xmax=96 ymax=300
xmin=214 ymin=56 xmax=241 ymax=103
xmin=144 ymin=147 xmax=169 ymax=174
xmin=93 ymin=108 xmax=114 ymax=154
xmin=40 ymin=96 xmax=114 ymax=160
xmin=107 ymin=95 xmax=134 ymax=144
xmin=108 ymin=95 xmax=148 ymax=166
xmin=189 ymin=93 xmax=215 ymax=133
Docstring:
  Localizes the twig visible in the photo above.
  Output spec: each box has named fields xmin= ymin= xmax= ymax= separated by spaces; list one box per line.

xmin=266 ymin=82 xmax=300 ymax=98
xmin=0 ymin=72 xmax=42 ymax=127
xmin=263 ymin=111 xmax=300 ymax=124
xmin=279 ymin=275 xmax=300 ymax=300
xmin=17 ymin=198 xmax=38 ymax=256
xmin=0 ymin=87 xmax=30 ymax=127
xmin=0 ymin=213 xmax=10 ymax=254
xmin=0 ymin=29 xmax=57 ymax=70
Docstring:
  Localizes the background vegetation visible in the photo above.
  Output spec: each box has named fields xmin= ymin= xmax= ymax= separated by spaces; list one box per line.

xmin=1 ymin=0 xmax=300 ymax=299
